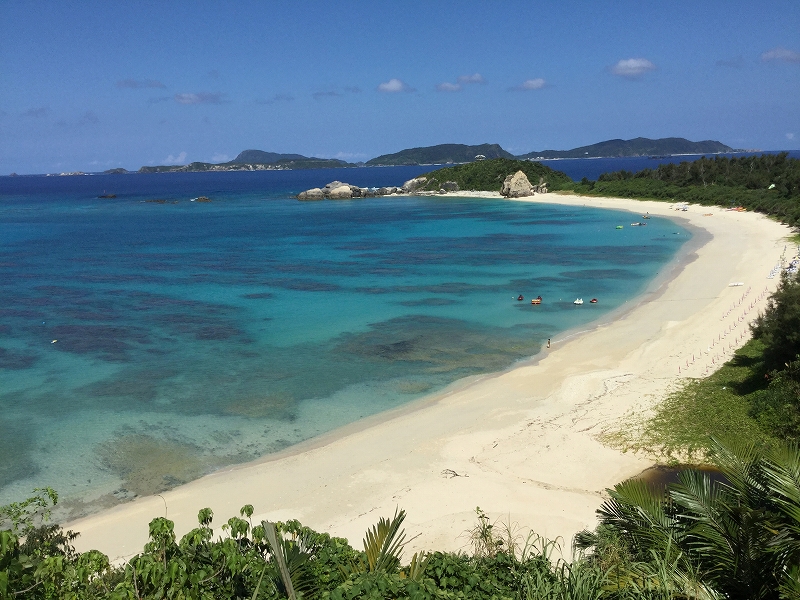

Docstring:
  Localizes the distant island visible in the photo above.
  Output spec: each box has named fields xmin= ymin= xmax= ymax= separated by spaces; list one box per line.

xmin=518 ymin=137 xmax=734 ymax=160
xmin=108 ymin=137 xmax=738 ymax=175
xmin=365 ymin=143 xmax=514 ymax=166
xmin=129 ymin=150 xmax=356 ymax=174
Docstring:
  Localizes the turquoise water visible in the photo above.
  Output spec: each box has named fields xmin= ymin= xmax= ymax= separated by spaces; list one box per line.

xmin=0 ymin=169 xmax=690 ymax=510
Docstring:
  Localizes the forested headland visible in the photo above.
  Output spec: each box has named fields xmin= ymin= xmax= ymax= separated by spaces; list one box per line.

xmin=565 ymin=152 xmax=800 ymax=226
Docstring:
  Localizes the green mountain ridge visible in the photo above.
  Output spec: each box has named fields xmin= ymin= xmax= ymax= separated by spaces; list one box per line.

xmin=365 ymin=143 xmax=514 ymax=166
xmin=518 ymin=137 xmax=734 ymax=159
xmin=133 ymin=137 xmax=736 ymax=173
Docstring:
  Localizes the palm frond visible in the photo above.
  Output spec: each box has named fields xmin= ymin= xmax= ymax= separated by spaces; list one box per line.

xmin=262 ymin=520 xmax=296 ymax=600
xmin=597 ymin=479 xmax=677 ymax=557
xmin=362 ymin=507 xmax=407 ymax=573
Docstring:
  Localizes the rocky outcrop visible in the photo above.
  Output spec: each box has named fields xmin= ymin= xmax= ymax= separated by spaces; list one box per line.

xmin=328 ymin=185 xmax=353 ymax=200
xmin=297 ymin=188 xmax=324 ymax=201
xmin=501 ymin=171 xmax=534 ymax=198
xmin=296 ymin=180 xmax=414 ymax=201
xmin=401 ymin=177 xmax=427 ymax=193
xmin=441 ymin=181 xmax=459 ymax=192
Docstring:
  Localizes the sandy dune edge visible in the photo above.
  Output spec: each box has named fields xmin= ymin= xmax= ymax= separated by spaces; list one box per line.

xmin=70 ymin=193 xmax=791 ymax=562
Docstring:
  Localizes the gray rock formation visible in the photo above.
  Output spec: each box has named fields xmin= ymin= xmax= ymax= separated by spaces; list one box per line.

xmin=328 ymin=184 xmax=353 ymax=199
xmin=297 ymin=187 xmax=324 ymax=201
xmin=500 ymin=171 xmax=534 ymax=198
xmin=401 ymin=177 xmax=428 ymax=193
xmin=296 ymin=180 xmax=414 ymax=201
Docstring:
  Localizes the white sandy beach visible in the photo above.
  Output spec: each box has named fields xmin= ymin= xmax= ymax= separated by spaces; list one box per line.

xmin=70 ymin=193 xmax=792 ymax=562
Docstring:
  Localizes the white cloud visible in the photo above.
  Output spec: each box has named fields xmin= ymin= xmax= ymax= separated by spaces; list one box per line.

xmin=521 ymin=78 xmax=546 ymax=90
xmin=117 ymin=79 xmax=166 ymax=89
xmin=611 ymin=58 xmax=656 ymax=78
xmin=377 ymin=78 xmax=414 ymax=93
xmin=510 ymin=78 xmax=547 ymax=91
xmin=761 ymin=47 xmax=800 ymax=63
xmin=174 ymin=92 xmax=225 ymax=105
xmin=163 ymin=151 xmax=187 ymax=164
xmin=436 ymin=82 xmax=461 ymax=92
xmin=787 ymin=133 xmax=796 ymax=140
xmin=458 ymin=73 xmax=485 ymax=84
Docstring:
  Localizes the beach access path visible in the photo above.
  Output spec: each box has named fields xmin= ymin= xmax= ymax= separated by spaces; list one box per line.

xmin=70 ymin=193 xmax=792 ymax=562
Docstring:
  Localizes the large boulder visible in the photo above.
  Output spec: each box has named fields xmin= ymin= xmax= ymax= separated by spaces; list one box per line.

xmin=323 ymin=181 xmax=347 ymax=193
xmin=328 ymin=185 xmax=353 ymax=199
xmin=402 ymin=176 xmax=427 ymax=193
xmin=297 ymin=188 xmax=324 ymax=200
xmin=442 ymin=181 xmax=459 ymax=192
xmin=501 ymin=171 xmax=534 ymax=198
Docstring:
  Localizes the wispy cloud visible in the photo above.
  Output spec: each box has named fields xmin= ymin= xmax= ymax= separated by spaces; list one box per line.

xmin=256 ymin=93 xmax=294 ymax=105
xmin=148 ymin=96 xmax=172 ymax=104
xmin=117 ymin=78 xmax=166 ymax=89
xmin=377 ymin=78 xmax=415 ymax=93
xmin=313 ymin=90 xmax=342 ymax=100
xmin=21 ymin=106 xmax=50 ymax=118
xmin=509 ymin=78 xmax=547 ymax=91
xmin=78 ymin=111 xmax=99 ymax=125
xmin=437 ymin=73 xmax=485 ymax=93
xmin=344 ymin=86 xmax=362 ymax=94
xmin=163 ymin=151 xmax=187 ymax=164
xmin=610 ymin=58 xmax=656 ymax=78
xmin=436 ymin=82 xmax=461 ymax=92
xmin=788 ymin=133 xmax=796 ymax=141
xmin=174 ymin=92 xmax=226 ymax=105
xmin=458 ymin=73 xmax=485 ymax=85
xmin=761 ymin=47 xmax=800 ymax=63
xmin=716 ymin=55 xmax=744 ymax=68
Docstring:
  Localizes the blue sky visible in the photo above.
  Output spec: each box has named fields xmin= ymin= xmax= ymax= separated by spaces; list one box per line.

xmin=1 ymin=0 xmax=798 ymax=174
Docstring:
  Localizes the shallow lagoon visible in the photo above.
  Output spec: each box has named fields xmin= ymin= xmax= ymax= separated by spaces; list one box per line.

xmin=0 ymin=169 xmax=690 ymax=511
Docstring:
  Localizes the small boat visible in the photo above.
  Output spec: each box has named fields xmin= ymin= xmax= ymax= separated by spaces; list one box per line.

xmin=98 ymin=193 xmax=116 ymax=198
xmin=517 ymin=295 xmax=524 ymax=301
xmin=641 ymin=214 xmax=651 ymax=219
xmin=630 ymin=222 xmax=647 ymax=226
xmin=590 ymin=298 xmax=598 ymax=303
xmin=531 ymin=296 xmax=542 ymax=305
xmin=616 ymin=225 xmax=623 ymax=229
xmin=573 ymin=298 xmax=583 ymax=305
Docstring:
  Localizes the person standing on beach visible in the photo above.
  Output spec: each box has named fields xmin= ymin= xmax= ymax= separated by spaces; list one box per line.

xmin=547 ymin=338 xmax=551 ymax=348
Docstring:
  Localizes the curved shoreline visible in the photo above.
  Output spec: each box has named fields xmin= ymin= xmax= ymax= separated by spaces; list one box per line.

xmin=69 ymin=193 xmax=792 ymax=561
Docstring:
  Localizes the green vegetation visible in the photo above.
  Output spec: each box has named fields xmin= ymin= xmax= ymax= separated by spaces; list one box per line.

xmin=416 ymin=158 xmax=572 ymax=192
xmin=518 ymin=137 xmax=733 ymax=160
xmin=564 ymin=153 xmax=800 ymax=225
xmin=607 ymin=339 xmax=778 ymax=460
xmin=366 ymin=144 xmax=514 ymax=167
xmin=609 ymin=270 xmax=800 ymax=460
xmin=5 ymin=436 xmax=800 ymax=598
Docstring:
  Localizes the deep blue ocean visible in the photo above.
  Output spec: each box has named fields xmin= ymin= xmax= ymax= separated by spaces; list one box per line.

xmin=0 ymin=160 xmax=696 ymax=510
